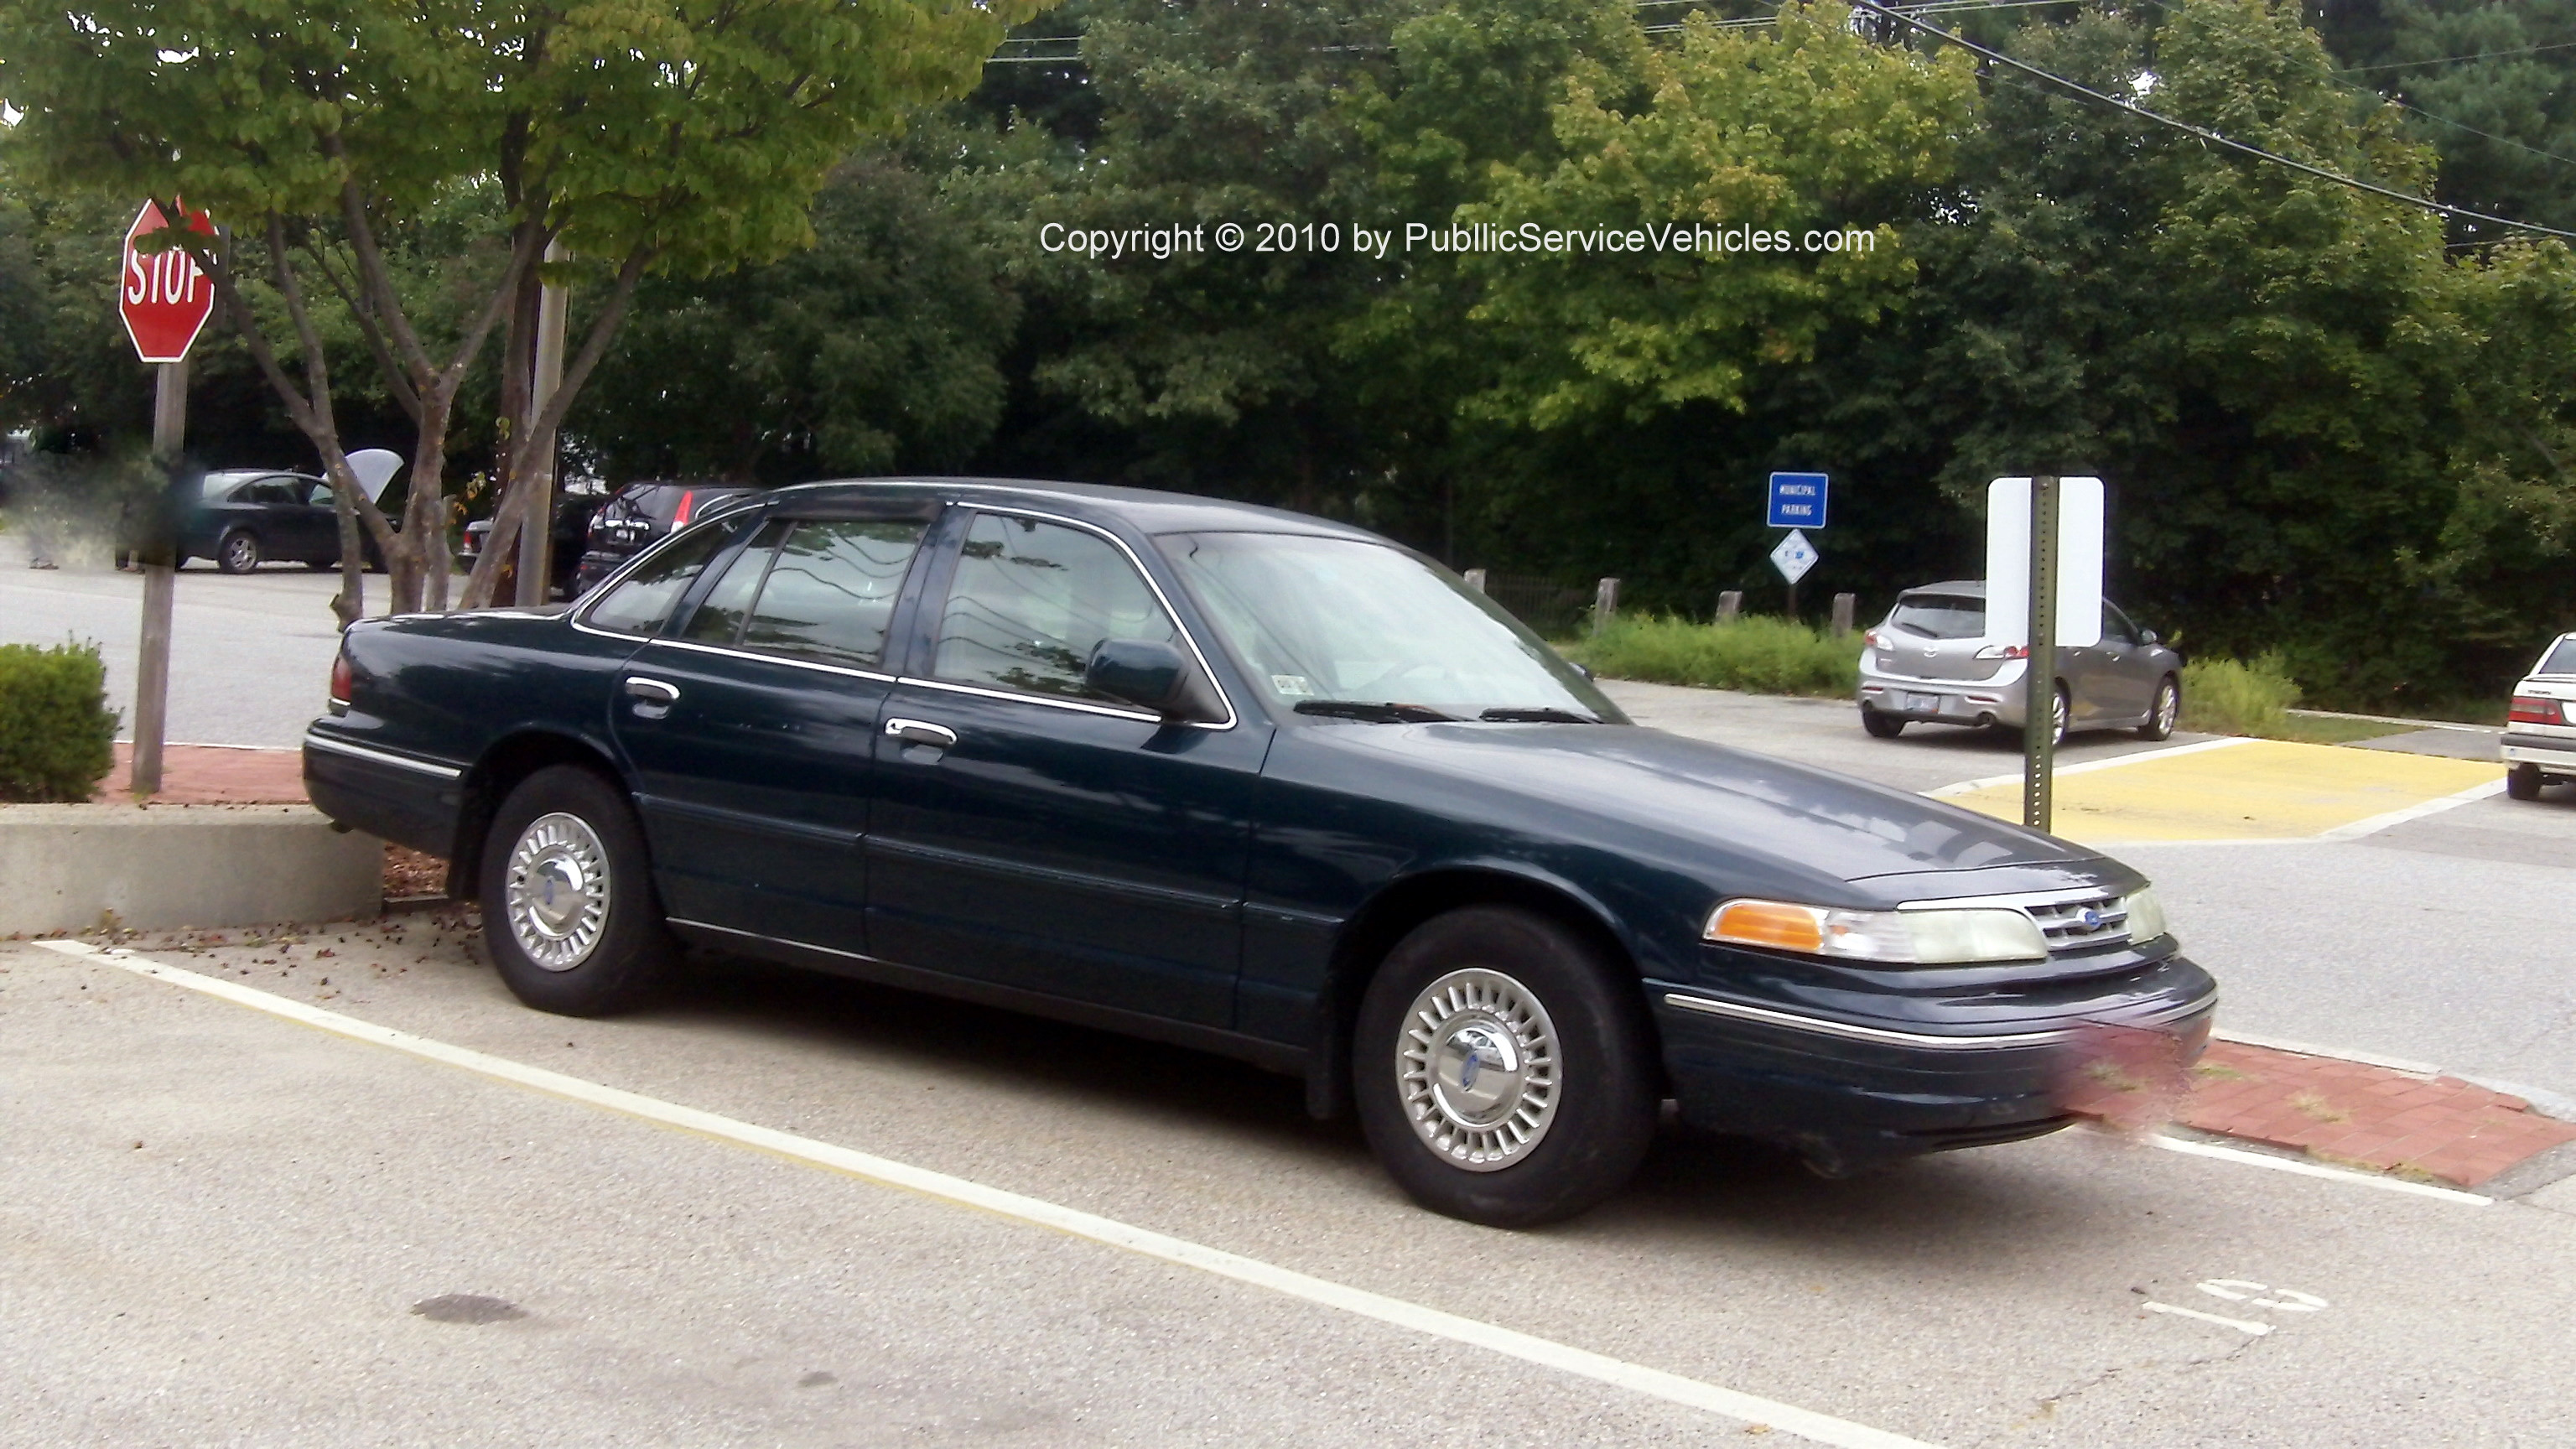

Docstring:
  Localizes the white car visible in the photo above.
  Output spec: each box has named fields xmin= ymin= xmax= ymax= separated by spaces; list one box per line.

xmin=2503 ymin=633 xmax=2576 ymax=800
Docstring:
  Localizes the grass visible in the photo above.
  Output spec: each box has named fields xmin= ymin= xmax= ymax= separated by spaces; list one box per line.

xmin=2267 ymin=714 xmax=2411 ymax=745
xmin=1566 ymin=614 xmax=1858 ymax=698
xmin=2177 ymin=653 xmax=2300 ymax=737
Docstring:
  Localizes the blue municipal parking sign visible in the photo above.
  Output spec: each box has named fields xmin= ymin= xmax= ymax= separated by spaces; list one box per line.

xmin=1767 ymin=472 xmax=1829 ymax=529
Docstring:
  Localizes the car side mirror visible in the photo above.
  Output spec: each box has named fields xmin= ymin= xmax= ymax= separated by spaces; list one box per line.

xmin=1571 ymin=662 xmax=1596 ymax=682
xmin=2139 ymin=629 xmax=2159 ymax=646
xmin=1086 ymin=638 xmax=1204 ymax=720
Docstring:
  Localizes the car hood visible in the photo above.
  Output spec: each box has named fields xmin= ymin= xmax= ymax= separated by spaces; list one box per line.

xmin=1295 ymin=720 xmax=2104 ymax=899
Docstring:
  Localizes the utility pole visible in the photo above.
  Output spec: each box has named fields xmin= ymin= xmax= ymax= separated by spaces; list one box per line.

xmin=515 ymin=239 xmax=569 ymax=607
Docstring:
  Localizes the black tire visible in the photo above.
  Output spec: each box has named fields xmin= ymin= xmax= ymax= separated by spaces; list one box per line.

xmin=2137 ymin=675 xmax=2180 ymax=741
xmin=2508 ymin=762 xmax=2545 ymax=802
xmin=1861 ymin=707 xmax=1906 ymax=739
xmin=1353 ymin=906 xmax=1659 ymax=1228
xmin=216 ymin=529 xmax=262 ymax=574
xmin=478 ymin=765 xmax=675 ymax=1016
xmin=304 ymin=558 xmax=338 ymax=572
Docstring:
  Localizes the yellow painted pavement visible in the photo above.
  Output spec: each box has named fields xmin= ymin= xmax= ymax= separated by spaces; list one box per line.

xmin=1940 ymin=739 xmax=2501 ymax=844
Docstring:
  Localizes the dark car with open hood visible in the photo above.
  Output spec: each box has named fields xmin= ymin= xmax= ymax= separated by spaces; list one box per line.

xmin=304 ymin=479 xmax=2215 ymax=1226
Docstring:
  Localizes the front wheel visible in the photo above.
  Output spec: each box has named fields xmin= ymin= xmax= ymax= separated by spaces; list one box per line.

xmin=2138 ymin=676 xmax=2180 ymax=741
xmin=478 ymin=765 xmax=676 ymax=1015
xmin=1353 ymin=906 xmax=1658 ymax=1228
xmin=1861 ymin=706 xmax=1905 ymax=739
xmin=2508 ymin=762 xmax=2545 ymax=801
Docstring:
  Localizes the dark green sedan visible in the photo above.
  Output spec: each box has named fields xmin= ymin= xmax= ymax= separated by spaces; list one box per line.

xmin=305 ymin=479 xmax=2215 ymax=1226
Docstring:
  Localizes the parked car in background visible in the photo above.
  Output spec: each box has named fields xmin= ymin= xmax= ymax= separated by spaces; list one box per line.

xmin=306 ymin=478 xmax=2215 ymax=1226
xmin=1857 ymin=581 xmax=2184 ymax=745
xmin=460 ymin=486 xmax=612 ymax=600
xmin=2502 ymin=633 xmax=2576 ymax=800
xmin=181 ymin=470 xmax=342 ymax=573
xmin=568 ymin=480 xmax=759 ymax=598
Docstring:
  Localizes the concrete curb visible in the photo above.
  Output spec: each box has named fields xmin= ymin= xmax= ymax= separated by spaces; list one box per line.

xmin=0 ymin=802 xmax=380 ymax=935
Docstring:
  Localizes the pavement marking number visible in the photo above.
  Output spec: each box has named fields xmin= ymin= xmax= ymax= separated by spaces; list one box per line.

xmin=2195 ymin=1279 xmax=2328 ymax=1313
xmin=28 ymin=938 xmax=1940 ymax=1449
xmin=2142 ymin=1277 xmax=2329 ymax=1337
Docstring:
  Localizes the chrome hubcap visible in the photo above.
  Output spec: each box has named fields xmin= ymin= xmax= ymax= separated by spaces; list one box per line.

xmin=504 ymin=812 xmax=610 ymax=971
xmin=2156 ymin=684 xmax=2178 ymax=731
xmin=1398 ymin=968 xmax=1561 ymax=1171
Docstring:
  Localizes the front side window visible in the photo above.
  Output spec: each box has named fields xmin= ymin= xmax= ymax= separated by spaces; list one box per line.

xmin=582 ymin=517 xmax=748 ymax=636
xmin=932 ymin=512 xmax=1180 ymax=701
xmin=1158 ymin=531 xmax=1619 ymax=721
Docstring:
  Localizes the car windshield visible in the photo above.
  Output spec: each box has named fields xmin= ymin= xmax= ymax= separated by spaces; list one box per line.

xmin=1888 ymin=593 xmax=1985 ymax=640
xmin=1157 ymin=531 xmax=1623 ymax=722
xmin=2538 ymin=638 xmax=2576 ymax=677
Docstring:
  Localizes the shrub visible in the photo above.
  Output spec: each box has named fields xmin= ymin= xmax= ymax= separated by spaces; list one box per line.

xmin=2179 ymin=653 xmax=2301 ymax=737
xmin=0 ymin=641 xmax=118 ymax=802
xmin=1570 ymin=614 xmax=1859 ymax=697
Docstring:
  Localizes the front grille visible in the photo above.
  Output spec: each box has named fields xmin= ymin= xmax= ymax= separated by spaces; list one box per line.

xmin=2026 ymin=893 xmax=2129 ymax=951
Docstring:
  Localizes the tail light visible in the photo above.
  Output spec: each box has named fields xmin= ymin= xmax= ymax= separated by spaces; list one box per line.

xmin=2510 ymin=695 xmax=2564 ymax=725
xmin=1975 ymin=642 xmax=2030 ymax=660
xmin=1863 ymin=630 xmax=1886 ymax=650
xmin=672 ymin=489 xmax=699 ymax=526
xmin=329 ymin=650 xmax=355 ymax=712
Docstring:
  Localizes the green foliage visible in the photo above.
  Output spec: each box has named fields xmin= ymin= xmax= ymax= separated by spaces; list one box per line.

xmin=0 ymin=641 xmax=117 ymax=802
xmin=2178 ymin=654 xmax=2302 ymax=737
xmin=1571 ymin=614 xmax=1860 ymax=696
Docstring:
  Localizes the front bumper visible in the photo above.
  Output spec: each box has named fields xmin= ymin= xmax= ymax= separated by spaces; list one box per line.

xmin=1649 ymin=954 xmax=2215 ymax=1173
xmin=1858 ymin=660 xmax=2028 ymax=728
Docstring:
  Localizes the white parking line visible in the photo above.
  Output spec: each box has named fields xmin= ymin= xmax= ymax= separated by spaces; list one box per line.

xmin=2141 ymin=1301 xmax=2273 ymax=1337
xmin=30 ymin=939 xmax=1938 ymax=1449
xmin=2148 ymin=1134 xmax=2492 ymax=1207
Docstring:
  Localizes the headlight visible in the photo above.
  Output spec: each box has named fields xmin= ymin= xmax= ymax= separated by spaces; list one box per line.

xmin=2123 ymin=886 xmax=2168 ymax=943
xmin=1706 ymin=898 xmax=2047 ymax=964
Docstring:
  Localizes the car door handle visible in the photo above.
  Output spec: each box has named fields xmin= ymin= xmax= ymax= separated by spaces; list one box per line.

xmin=885 ymin=718 xmax=957 ymax=750
xmin=625 ymin=677 xmax=681 ymax=704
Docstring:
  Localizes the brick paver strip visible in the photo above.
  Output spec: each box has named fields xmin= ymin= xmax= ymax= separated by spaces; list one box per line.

xmin=2158 ymin=1040 xmax=2576 ymax=1187
xmin=91 ymin=744 xmax=306 ymax=805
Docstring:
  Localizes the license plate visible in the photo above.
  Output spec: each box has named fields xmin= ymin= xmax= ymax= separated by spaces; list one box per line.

xmin=1903 ymin=693 xmax=1939 ymax=714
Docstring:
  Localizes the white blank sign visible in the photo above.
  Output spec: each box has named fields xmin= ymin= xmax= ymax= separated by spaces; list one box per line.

xmin=1985 ymin=476 xmax=2103 ymax=649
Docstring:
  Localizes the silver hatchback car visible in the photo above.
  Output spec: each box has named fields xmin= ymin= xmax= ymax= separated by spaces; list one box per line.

xmin=1857 ymin=581 xmax=2184 ymax=745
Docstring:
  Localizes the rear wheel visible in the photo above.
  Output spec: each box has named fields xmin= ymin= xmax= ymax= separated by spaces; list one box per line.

xmin=2137 ymin=675 xmax=2180 ymax=741
xmin=1861 ymin=707 xmax=1905 ymax=739
xmin=478 ymin=765 xmax=675 ymax=1015
xmin=1353 ymin=906 xmax=1658 ymax=1228
xmin=2508 ymin=762 xmax=2545 ymax=801
xmin=216 ymin=529 xmax=262 ymax=574
xmin=2049 ymin=683 xmax=2070 ymax=746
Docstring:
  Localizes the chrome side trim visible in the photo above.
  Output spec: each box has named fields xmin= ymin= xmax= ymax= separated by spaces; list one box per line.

xmin=932 ymin=505 xmax=1241 ymax=731
xmin=1661 ymin=992 xmax=2077 ymax=1050
xmin=643 ymin=636 xmax=896 ymax=683
xmin=892 ymin=674 xmax=1164 ymax=724
xmin=302 ymin=731 xmax=465 ymax=781
xmin=669 ymin=916 xmax=875 ymax=963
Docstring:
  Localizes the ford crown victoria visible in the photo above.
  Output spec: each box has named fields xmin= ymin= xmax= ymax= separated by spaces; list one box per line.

xmin=304 ymin=479 xmax=2216 ymax=1225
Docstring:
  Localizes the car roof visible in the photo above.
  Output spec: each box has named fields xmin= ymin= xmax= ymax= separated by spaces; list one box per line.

xmin=1897 ymin=580 xmax=1987 ymax=598
xmin=764 ymin=476 xmax=1389 ymax=543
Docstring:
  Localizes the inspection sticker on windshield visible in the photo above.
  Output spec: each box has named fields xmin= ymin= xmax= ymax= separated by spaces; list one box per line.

xmin=1272 ymin=675 xmax=1316 ymax=697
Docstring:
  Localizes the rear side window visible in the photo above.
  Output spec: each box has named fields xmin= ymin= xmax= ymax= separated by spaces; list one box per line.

xmin=1888 ymin=593 xmax=1985 ymax=641
xmin=932 ymin=512 xmax=1180 ymax=700
xmin=2539 ymin=638 xmax=2576 ymax=677
xmin=582 ymin=519 xmax=746 ymax=635
xmin=735 ymin=519 xmax=927 ymax=667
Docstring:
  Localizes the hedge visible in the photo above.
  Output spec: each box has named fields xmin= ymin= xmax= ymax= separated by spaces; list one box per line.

xmin=0 ymin=641 xmax=118 ymax=802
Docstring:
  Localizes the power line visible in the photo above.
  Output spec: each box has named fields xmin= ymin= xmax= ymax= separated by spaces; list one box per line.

xmin=1848 ymin=0 xmax=2576 ymax=240
xmin=2335 ymin=39 xmax=2576 ymax=76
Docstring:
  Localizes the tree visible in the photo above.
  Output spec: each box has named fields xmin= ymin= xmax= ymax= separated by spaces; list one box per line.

xmin=0 ymin=0 xmax=1046 ymax=614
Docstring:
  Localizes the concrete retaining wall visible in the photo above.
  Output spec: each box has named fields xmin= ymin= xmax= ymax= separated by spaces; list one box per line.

xmin=0 ymin=804 xmax=380 ymax=936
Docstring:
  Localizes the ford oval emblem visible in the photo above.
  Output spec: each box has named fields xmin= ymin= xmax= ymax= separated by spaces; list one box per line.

xmin=2079 ymin=907 xmax=2102 ymax=929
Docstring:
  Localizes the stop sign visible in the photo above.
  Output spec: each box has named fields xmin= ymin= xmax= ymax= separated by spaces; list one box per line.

xmin=120 ymin=201 xmax=217 ymax=364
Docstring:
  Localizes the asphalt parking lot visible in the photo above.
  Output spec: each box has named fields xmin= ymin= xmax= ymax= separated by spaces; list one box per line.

xmin=8 ymin=556 xmax=2575 ymax=1446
